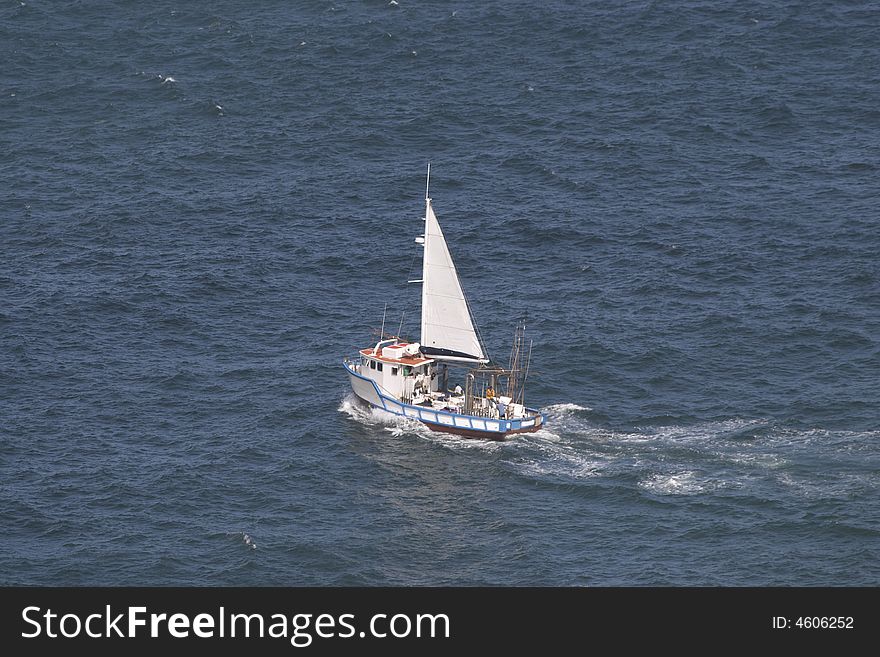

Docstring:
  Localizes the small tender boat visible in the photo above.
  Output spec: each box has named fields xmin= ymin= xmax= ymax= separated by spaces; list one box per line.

xmin=343 ymin=166 xmax=545 ymax=440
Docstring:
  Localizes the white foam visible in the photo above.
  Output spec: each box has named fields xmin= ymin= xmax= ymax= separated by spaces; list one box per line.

xmin=383 ymin=421 xmax=430 ymax=438
xmin=505 ymin=428 xmax=612 ymax=481
xmin=542 ymin=402 xmax=591 ymax=414
xmin=536 ymin=403 xmax=602 ymax=440
xmin=608 ymin=431 xmax=656 ymax=444
xmin=516 ymin=456 xmax=603 ymax=481
xmin=529 ymin=427 xmax=564 ymax=442
xmin=769 ymin=427 xmax=880 ymax=451
xmin=640 ymin=471 xmax=708 ymax=495
xmin=520 ymin=439 xmax=607 ymax=479
xmin=426 ymin=431 xmax=505 ymax=452
xmin=639 ymin=418 xmax=769 ymax=442
xmin=338 ymin=394 xmax=400 ymax=426
xmin=726 ymin=452 xmax=786 ymax=469
xmin=338 ymin=394 xmax=368 ymax=420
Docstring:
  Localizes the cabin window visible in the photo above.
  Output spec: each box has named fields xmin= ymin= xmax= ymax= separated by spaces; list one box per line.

xmin=377 ymin=362 xmax=383 ymax=372
xmin=402 ymin=366 xmax=411 ymax=377
xmin=391 ymin=367 xmax=398 ymax=376
xmin=370 ymin=360 xmax=376 ymax=370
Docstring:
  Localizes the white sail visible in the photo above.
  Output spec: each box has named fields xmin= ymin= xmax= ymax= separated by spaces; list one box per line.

xmin=420 ymin=198 xmax=487 ymax=362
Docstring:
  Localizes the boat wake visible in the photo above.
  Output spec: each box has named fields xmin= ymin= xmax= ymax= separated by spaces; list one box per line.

xmin=521 ymin=415 xmax=878 ymax=500
xmin=340 ymin=395 xmax=878 ymax=500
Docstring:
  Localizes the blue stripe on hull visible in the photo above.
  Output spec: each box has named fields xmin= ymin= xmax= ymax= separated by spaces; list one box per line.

xmin=344 ymin=360 xmax=545 ymax=438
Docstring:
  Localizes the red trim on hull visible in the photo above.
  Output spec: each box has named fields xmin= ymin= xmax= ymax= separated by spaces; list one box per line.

xmin=422 ymin=421 xmax=543 ymax=441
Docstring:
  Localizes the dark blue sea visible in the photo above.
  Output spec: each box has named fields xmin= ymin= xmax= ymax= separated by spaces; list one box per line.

xmin=1 ymin=0 xmax=878 ymax=586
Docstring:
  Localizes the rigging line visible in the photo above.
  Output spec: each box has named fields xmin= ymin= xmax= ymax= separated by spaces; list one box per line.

xmin=404 ymin=249 xmax=420 ymax=287
xmin=460 ymin=279 xmax=490 ymax=363
xmin=519 ymin=338 xmax=533 ymax=406
xmin=397 ymin=311 xmax=406 ymax=340
xmin=448 ymin=235 xmax=490 ymax=363
xmin=382 ymin=229 xmax=422 ymax=341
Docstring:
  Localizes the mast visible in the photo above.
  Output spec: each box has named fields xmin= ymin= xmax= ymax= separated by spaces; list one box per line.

xmin=420 ymin=164 xmax=430 ymax=347
xmin=425 ymin=162 xmax=431 ymax=202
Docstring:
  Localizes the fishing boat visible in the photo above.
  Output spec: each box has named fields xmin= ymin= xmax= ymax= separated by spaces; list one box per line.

xmin=343 ymin=166 xmax=545 ymax=440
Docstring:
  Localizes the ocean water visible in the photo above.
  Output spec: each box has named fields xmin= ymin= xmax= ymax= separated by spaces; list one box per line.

xmin=1 ymin=0 xmax=878 ymax=586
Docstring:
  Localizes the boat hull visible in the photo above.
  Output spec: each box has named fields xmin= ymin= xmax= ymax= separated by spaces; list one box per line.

xmin=344 ymin=360 xmax=543 ymax=440
xmin=421 ymin=421 xmax=542 ymax=441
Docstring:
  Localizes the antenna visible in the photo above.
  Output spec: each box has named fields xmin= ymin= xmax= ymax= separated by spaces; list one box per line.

xmin=380 ymin=303 xmax=387 ymax=339
xmin=397 ymin=311 xmax=405 ymax=339
xmin=425 ymin=162 xmax=431 ymax=200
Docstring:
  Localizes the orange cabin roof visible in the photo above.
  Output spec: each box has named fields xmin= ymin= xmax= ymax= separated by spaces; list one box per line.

xmin=359 ymin=347 xmax=432 ymax=366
